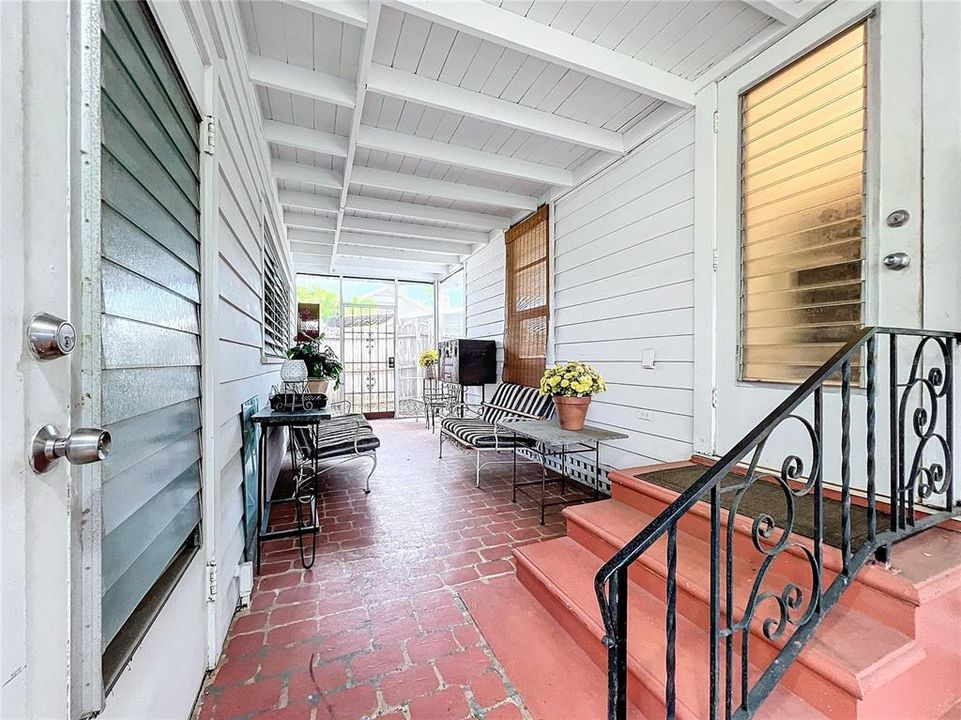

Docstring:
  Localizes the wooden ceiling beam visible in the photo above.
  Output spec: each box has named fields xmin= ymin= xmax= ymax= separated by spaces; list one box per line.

xmin=386 ymin=0 xmax=694 ymax=107
xmin=248 ymin=55 xmax=355 ymax=108
xmin=285 ymin=212 xmax=338 ymax=231
xmin=345 ymin=195 xmax=511 ymax=230
xmin=366 ymin=64 xmax=624 ymax=154
xmin=350 ymin=166 xmax=537 ymax=211
xmin=331 ymin=0 xmax=382 ymax=271
xmin=278 ymin=190 xmax=339 ymax=214
xmin=272 ymin=160 xmax=342 ymax=191
xmin=340 ymin=215 xmax=486 ymax=244
xmin=338 ymin=231 xmax=470 ymax=256
xmin=355 ymin=126 xmax=572 ymax=187
xmin=263 ymin=120 xmax=348 ymax=158
xmin=281 ymin=0 xmax=368 ymax=28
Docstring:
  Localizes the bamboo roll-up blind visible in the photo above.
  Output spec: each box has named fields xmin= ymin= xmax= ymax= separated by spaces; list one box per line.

xmin=503 ymin=205 xmax=550 ymax=387
xmin=740 ymin=22 xmax=867 ymax=383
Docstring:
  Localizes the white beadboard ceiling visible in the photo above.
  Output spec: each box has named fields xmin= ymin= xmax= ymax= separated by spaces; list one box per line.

xmin=238 ymin=0 xmax=804 ymax=281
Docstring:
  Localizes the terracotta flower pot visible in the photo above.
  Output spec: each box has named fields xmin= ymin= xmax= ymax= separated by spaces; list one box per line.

xmin=307 ymin=378 xmax=329 ymax=394
xmin=554 ymin=395 xmax=592 ymax=431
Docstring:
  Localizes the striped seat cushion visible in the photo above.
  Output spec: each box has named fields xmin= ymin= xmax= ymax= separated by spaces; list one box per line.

xmin=440 ymin=417 xmax=535 ymax=449
xmin=480 ymin=383 xmax=554 ymax=425
xmin=292 ymin=414 xmax=380 ymax=460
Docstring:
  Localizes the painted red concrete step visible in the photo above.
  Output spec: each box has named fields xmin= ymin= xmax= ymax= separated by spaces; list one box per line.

xmin=610 ymin=465 xmax=923 ymax=638
xmin=562 ymin=498 xmax=923 ymax=719
xmin=461 ymin=575 xmax=648 ymax=720
xmin=514 ymin=537 xmax=827 ymax=720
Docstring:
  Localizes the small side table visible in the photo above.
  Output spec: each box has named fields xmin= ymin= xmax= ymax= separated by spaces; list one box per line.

xmin=496 ymin=419 xmax=629 ymax=524
xmin=251 ymin=406 xmax=331 ymax=570
xmin=421 ymin=378 xmax=458 ymax=431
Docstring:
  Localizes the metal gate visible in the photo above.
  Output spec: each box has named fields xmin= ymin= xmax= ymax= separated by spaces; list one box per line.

xmin=342 ymin=304 xmax=396 ymax=418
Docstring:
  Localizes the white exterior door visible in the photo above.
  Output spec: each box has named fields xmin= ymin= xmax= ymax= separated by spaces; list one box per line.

xmin=711 ymin=1 xmax=923 ymax=493
xmin=0 ymin=2 xmax=98 ymax=717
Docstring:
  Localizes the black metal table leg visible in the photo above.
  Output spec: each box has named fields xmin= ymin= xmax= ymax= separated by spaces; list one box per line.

xmin=594 ymin=442 xmax=600 ymax=500
xmin=512 ymin=431 xmax=518 ymax=503
xmin=540 ymin=443 xmax=547 ymax=525
xmin=256 ymin=427 xmax=267 ymax=573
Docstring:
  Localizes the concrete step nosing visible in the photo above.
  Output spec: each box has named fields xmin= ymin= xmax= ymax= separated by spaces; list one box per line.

xmin=514 ymin=545 xmax=704 ymax=720
xmin=564 ymin=505 xmax=922 ymax=702
xmin=610 ymin=471 xmax=923 ymax=609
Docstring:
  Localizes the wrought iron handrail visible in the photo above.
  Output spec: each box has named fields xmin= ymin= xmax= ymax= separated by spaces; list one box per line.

xmin=594 ymin=326 xmax=961 ymax=720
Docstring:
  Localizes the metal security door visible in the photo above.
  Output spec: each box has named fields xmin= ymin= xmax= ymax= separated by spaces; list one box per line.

xmin=342 ymin=304 xmax=396 ymax=418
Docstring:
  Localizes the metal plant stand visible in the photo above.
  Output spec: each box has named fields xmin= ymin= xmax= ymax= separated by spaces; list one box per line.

xmin=251 ymin=406 xmax=332 ymax=570
xmin=497 ymin=419 xmax=628 ymax=524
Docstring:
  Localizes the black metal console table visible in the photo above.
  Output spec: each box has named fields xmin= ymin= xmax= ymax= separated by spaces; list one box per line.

xmin=251 ymin=406 xmax=331 ymax=570
xmin=497 ymin=419 xmax=628 ymax=524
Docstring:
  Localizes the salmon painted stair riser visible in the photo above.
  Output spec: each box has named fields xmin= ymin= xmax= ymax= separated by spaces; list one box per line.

xmin=495 ymin=462 xmax=961 ymax=720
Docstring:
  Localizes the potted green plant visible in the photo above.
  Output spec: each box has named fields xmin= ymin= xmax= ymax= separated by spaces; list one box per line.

xmin=285 ymin=339 xmax=344 ymax=394
xmin=418 ymin=348 xmax=439 ymax=379
xmin=539 ymin=361 xmax=607 ymax=431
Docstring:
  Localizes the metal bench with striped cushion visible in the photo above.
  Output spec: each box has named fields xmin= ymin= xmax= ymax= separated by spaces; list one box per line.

xmin=292 ymin=413 xmax=379 ymax=493
xmin=439 ymin=383 xmax=554 ymax=486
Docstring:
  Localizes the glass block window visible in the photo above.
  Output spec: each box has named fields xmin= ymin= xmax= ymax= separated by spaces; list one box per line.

xmin=740 ymin=22 xmax=867 ymax=383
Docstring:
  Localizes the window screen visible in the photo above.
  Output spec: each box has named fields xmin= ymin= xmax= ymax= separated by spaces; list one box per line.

xmin=503 ymin=206 xmax=550 ymax=388
xmin=740 ymin=22 xmax=867 ymax=383
xmin=263 ymin=230 xmax=292 ymax=357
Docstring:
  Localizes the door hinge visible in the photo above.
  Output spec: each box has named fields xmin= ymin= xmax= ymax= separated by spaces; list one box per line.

xmin=712 ymin=111 xmax=719 ymax=134
xmin=712 ymin=248 xmax=718 ymax=272
xmin=202 ymin=115 xmax=217 ymax=156
xmin=711 ymin=387 xmax=717 ymax=408
xmin=206 ymin=560 xmax=217 ymax=603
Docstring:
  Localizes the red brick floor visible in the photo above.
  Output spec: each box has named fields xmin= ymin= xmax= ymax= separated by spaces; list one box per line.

xmin=195 ymin=418 xmax=571 ymax=720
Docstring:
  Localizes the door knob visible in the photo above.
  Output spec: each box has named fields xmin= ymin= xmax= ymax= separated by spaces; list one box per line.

xmin=882 ymin=252 xmax=911 ymax=270
xmin=31 ymin=425 xmax=111 ymax=474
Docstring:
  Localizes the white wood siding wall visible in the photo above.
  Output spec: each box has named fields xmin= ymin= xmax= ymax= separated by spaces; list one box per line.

xmin=462 ymin=114 xmax=697 ymax=473
xmin=201 ymin=1 xmax=290 ymax=656
xmin=552 ymin=113 xmax=696 ymax=470
xmin=464 ymin=233 xmax=506 ymax=404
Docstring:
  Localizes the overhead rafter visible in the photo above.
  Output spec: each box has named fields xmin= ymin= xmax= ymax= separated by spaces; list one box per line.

xmin=742 ymin=0 xmax=805 ymax=25
xmin=298 ymin=258 xmax=444 ymax=282
xmin=298 ymin=250 xmax=450 ymax=273
xmin=272 ymin=160 xmax=342 ymax=191
xmin=338 ymin=243 xmax=461 ymax=265
xmin=248 ymin=55 xmax=356 ymax=108
xmin=350 ymin=166 xmax=537 ymax=210
xmin=345 ymin=195 xmax=511 ymax=230
xmin=338 ymin=230 xmax=470 ymax=256
xmin=288 ymin=228 xmax=336 ymax=245
xmin=355 ymin=126 xmax=572 ymax=187
xmin=264 ymin=120 xmax=348 ymax=157
xmin=285 ymin=212 xmax=337 ymax=231
xmin=282 ymin=0 xmax=368 ymax=28
xmin=331 ymin=0 xmax=382 ymax=271
xmin=366 ymin=64 xmax=624 ymax=154
xmin=386 ymin=0 xmax=695 ymax=108
xmin=340 ymin=216 xmax=487 ymax=245
xmin=278 ymin=189 xmax=339 ymax=214
xmin=290 ymin=241 xmax=333 ymax=256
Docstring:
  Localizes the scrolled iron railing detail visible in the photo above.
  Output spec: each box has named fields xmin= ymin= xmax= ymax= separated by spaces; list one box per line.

xmin=595 ymin=327 xmax=961 ymax=720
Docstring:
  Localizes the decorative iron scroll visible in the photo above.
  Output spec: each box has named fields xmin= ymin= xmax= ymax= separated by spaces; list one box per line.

xmin=594 ymin=328 xmax=960 ymax=720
